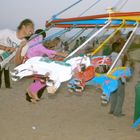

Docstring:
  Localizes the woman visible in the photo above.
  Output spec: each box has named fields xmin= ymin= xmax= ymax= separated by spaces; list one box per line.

xmin=0 ymin=19 xmax=34 ymax=88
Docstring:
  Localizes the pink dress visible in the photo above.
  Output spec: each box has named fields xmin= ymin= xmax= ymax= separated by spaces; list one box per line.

xmin=28 ymin=80 xmax=46 ymax=94
xmin=26 ymin=35 xmax=57 ymax=59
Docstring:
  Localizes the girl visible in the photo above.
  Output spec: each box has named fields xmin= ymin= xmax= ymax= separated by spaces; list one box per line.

xmin=27 ymin=72 xmax=50 ymax=103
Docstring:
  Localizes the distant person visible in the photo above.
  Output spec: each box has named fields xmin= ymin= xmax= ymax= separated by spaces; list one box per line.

xmin=102 ymin=44 xmax=111 ymax=56
xmin=79 ymin=36 xmax=85 ymax=45
xmin=85 ymin=41 xmax=95 ymax=54
xmin=0 ymin=19 xmax=34 ymax=88
xmin=70 ymin=39 xmax=80 ymax=53
xmin=63 ymin=41 xmax=70 ymax=53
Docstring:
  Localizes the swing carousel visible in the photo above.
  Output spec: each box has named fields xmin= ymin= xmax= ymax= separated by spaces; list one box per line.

xmin=10 ymin=0 xmax=140 ymax=126
xmin=11 ymin=0 xmax=139 ymax=96
xmin=43 ymin=0 xmax=139 ymax=98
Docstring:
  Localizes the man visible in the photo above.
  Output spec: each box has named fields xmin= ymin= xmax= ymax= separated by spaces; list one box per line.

xmin=109 ymin=42 xmax=125 ymax=117
xmin=0 ymin=19 xmax=34 ymax=88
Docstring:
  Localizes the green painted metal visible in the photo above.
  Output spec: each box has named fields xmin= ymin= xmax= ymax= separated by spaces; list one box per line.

xmin=134 ymin=81 xmax=140 ymax=121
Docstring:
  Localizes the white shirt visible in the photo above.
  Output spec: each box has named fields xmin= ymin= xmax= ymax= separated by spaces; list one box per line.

xmin=0 ymin=29 xmax=23 ymax=69
xmin=0 ymin=29 xmax=22 ymax=48
xmin=110 ymin=52 xmax=122 ymax=67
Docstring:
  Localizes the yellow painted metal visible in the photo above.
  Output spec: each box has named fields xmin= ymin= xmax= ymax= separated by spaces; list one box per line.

xmin=90 ymin=20 xmax=125 ymax=55
xmin=110 ymin=16 xmax=140 ymax=21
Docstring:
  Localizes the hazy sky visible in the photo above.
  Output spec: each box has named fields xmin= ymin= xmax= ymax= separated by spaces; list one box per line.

xmin=0 ymin=0 xmax=140 ymax=30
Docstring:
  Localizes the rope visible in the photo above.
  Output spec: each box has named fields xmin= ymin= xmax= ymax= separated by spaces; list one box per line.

xmin=112 ymin=0 xmax=123 ymax=9
xmin=112 ymin=0 xmax=129 ymax=11
xmin=91 ymin=20 xmax=125 ymax=55
xmin=36 ymin=0 xmax=102 ymax=51
xmin=78 ymin=0 xmax=102 ymax=17
xmin=29 ymin=28 xmax=71 ymax=49
xmin=28 ymin=0 xmax=83 ymax=45
xmin=65 ymin=21 xmax=111 ymax=59
xmin=51 ymin=0 xmax=82 ymax=20
xmin=86 ymin=28 xmax=97 ymax=39
xmin=67 ymin=28 xmax=86 ymax=45
xmin=117 ymin=0 xmax=129 ymax=11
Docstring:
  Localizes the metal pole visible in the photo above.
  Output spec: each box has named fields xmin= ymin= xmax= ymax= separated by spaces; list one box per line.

xmin=65 ymin=21 xmax=111 ymax=59
xmin=91 ymin=21 xmax=125 ymax=55
xmin=107 ymin=22 xmax=139 ymax=74
xmin=51 ymin=0 xmax=82 ymax=20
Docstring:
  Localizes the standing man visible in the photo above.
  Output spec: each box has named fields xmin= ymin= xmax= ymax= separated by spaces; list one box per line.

xmin=0 ymin=19 xmax=34 ymax=88
xmin=109 ymin=42 xmax=125 ymax=117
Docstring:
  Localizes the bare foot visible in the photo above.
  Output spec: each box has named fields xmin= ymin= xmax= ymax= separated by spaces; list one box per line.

xmin=34 ymin=95 xmax=40 ymax=101
xmin=31 ymin=99 xmax=37 ymax=103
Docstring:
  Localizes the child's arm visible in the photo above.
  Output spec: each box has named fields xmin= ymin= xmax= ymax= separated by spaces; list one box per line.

xmin=56 ymin=51 xmax=68 ymax=58
xmin=14 ymin=40 xmax=27 ymax=65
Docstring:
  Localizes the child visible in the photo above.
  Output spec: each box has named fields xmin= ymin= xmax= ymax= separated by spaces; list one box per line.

xmin=25 ymin=29 xmax=67 ymax=61
xmin=27 ymin=72 xmax=50 ymax=103
xmin=0 ymin=19 xmax=34 ymax=88
xmin=16 ymin=29 xmax=67 ymax=65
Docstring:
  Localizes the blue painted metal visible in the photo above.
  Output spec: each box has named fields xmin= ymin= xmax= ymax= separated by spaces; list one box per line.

xmin=51 ymin=0 xmax=82 ymax=20
xmin=85 ymin=67 xmax=131 ymax=102
xmin=54 ymin=18 xmax=135 ymax=26
xmin=132 ymin=117 xmax=140 ymax=128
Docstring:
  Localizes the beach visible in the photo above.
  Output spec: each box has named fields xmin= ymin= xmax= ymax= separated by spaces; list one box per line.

xmin=0 ymin=50 xmax=140 ymax=140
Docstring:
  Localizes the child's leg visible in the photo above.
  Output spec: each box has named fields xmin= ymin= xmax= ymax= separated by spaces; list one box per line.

xmin=27 ymin=89 xmax=38 ymax=103
xmin=37 ymin=86 xmax=46 ymax=98
xmin=27 ymin=80 xmax=46 ymax=102
xmin=0 ymin=69 xmax=3 ymax=88
xmin=27 ymin=89 xmax=33 ymax=98
xmin=30 ymin=98 xmax=37 ymax=103
xmin=25 ymin=92 xmax=32 ymax=102
xmin=4 ymin=68 xmax=11 ymax=88
xmin=27 ymin=88 xmax=37 ymax=99
xmin=32 ymin=92 xmax=40 ymax=101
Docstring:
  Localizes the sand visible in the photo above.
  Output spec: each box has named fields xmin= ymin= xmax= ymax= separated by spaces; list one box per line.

xmin=0 ymin=50 xmax=140 ymax=140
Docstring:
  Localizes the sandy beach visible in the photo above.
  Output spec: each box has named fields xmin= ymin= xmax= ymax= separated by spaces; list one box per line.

xmin=0 ymin=50 xmax=140 ymax=140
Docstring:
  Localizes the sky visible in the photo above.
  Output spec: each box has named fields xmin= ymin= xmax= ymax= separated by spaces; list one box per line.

xmin=0 ymin=0 xmax=140 ymax=30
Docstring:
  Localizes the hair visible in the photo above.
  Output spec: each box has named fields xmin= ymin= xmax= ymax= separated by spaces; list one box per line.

xmin=126 ymin=31 xmax=133 ymax=39
xmin=116 ymin=30 xmax=121 ymax=36
xmin=112 ymin=42 xmax=120 ymax=52
xmin=17 ymin=19 xmax=34 ymax=30
xmin=54 ymin=37 xmax=60 ymax=41
xmin=35 ymin=29 xmax=46 ymax=39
